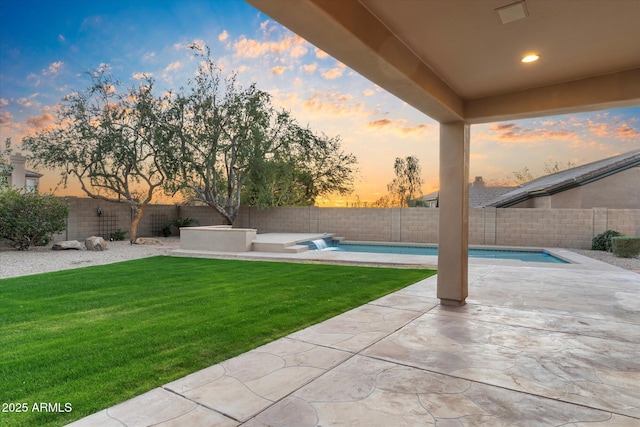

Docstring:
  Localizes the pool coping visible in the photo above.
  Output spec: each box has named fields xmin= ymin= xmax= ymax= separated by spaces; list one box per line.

xmin=171 ymin=243 xmax=625 ymax=272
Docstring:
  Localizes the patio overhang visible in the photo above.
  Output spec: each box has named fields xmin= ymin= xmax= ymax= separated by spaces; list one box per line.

xmin=246 ymin=0 xmax=640 ymax=305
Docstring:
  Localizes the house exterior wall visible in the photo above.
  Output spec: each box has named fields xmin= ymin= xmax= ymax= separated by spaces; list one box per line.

xmin=509 ymin=166 xmax=639 ymax=209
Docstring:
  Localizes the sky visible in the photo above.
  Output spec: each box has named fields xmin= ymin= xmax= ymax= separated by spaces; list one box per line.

xmin=1 ymin=0 xmax=639 ymax=206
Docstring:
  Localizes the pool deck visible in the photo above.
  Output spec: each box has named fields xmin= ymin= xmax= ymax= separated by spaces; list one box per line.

xmin=67 ymin=238 xmax=640 ymax=426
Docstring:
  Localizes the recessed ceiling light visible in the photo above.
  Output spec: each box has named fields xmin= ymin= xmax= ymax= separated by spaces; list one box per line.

xmin=521 ymin=54 xmax=540 ymax=63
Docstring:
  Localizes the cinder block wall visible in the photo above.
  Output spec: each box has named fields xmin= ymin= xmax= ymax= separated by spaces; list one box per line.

xmin=49 ymin=199 xmax=640 ymax=249
xmin=235 ymin=206 xmax=640 ymax=249
xmin=54 ymin=197 xmax=225 ymax=241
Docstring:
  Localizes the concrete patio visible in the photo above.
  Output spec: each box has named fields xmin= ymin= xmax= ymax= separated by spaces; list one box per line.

xmin=67 ymin=251 xmax=640 ymax=426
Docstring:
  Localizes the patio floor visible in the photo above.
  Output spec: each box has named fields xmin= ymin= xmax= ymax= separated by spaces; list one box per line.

xmin=67 ymin=252 xmax=640 ymax=426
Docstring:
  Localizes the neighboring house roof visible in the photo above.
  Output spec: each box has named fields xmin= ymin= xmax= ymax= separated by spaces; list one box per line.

xmin=418 ymin=177 xmax=517 ymax=208
xmin=485 ymin=149 xmax=640 ymax=208
xmin=1 ymin=165 xmax=43 ymax=178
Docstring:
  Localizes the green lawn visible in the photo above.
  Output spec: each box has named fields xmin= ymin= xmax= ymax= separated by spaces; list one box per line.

xmin=0 ymin=256 xmax=434 ymax=426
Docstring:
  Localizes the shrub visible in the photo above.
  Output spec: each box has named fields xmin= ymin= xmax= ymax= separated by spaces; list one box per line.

xmin=161 ymin=223 xmax=172 ymax=237
xmin=109 ymin=230 xmax=127 ymax=241
xmin=172 ymin=217 xmax=199 ymax=228
xmin=0 ymin=189 xmax=69 ymax=250
xmin=612 ymin=236 xmax=640 ymax=258
xmin=592 ymin=230 xmax=622 ymax=252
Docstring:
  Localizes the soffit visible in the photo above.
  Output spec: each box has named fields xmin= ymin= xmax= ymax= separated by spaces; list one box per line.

xmin=246 ymin=0 xmax=640 ymax=123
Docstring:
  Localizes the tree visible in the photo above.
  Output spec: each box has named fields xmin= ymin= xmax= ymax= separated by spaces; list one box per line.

xmin=512 ymin=166 xmax=534 ymax=184
xmin=172 ymin=46 xmax=357 ymax=223
xmin=513 ymin=159 xmax=577 ymax=184
xmin=387 ymin=156 xmax=423 ymax=207
xmin=22 ymin=71 xmax=179 ymax=242
xmin=0 ymin=189 xmax=69 ymax=250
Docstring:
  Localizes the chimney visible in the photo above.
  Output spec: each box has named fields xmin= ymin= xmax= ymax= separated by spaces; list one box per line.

xmin=9 ymin=153 xmax=27 ymax=191
xmin=473 ymin=176 xmax=484 ymax=187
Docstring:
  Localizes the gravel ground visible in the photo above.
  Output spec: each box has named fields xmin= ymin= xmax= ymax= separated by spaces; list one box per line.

xmin=0 ymin=237 xmax=180 ymax=279
xmin=1 ymin=239 xmax=638 ymax=279
xmin=570 ymin=248 xmax=640 ymax=273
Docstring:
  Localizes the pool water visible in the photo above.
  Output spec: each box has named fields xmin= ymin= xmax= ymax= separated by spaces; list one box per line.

xmin=306 ymin=240 xmax=568 ymax=264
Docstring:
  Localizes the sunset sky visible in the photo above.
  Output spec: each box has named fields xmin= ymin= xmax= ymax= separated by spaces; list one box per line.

xmin=1 ymin=0 xmax=638 ymax=206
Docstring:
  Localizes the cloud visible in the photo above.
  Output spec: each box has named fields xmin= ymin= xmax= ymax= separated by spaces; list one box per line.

xmin=302 ymin=63 xmax=317 ymax=74
xmin=363 ymin=89 xmax=376 ymax=97
xmin=271 ymin=66 xmax=286 ymax=75
xmin=218 ymin=30 xmax=229 ymax=42
xmin=616 ymin=124 xmax=639 ymax=140
xmin=43 ymin=61 xmax=64 ymax=76
xmin=321 ymin=63 xmax=346 ymax=80
xmin=142 ymin=51 xmax=156 ymax=61
xmin=315 ymin=48 xmax=329 ymax=59
xmin=0 ymin=110 xmax=13 ymax=125
xmin=58 ymin=34 xmax=66 ymax=42
xmin=188 ymin=39 xmax=206 ymax=52
xmin=233 ymin=34 xmax=307 ymax=59
xmin=367 ymin=118 xmax=430 ymax=135
xmin=26 ymin=113 xmax=54 ymax=130
xmin=481 ymin=123 xmax=578 ymax=144
xmin=132 ymin=72 xmax=152 ymax=80
xmin=0 ymin=99 xmax=8 ymax=106
xmin=164 ymin=61 xmax=182 ymax=73
xmin=586 ymin=118 xmax=639 ymax=140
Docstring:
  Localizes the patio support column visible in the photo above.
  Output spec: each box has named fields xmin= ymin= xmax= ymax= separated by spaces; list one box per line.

xmin=437 ymin=121 xmax=469 ymax=306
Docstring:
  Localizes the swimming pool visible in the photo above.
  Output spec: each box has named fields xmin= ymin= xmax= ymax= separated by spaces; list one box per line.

xmin=305 ymin=239 xmax=568 ymax=264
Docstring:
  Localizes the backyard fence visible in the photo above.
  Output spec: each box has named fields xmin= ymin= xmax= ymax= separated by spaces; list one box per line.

xmin=51 ymin=197 xmax=640 ymax=249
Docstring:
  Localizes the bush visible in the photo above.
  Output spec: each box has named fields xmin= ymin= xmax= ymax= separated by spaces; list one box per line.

xmin=592 ymin=230 xmax=622 ymax=252
xmin=612 ymin=236 xmax=640 ymax=258
xmin=172 ymin=217 xmax=199 ymax=228
xmin=109 ymin=230 xmax=127 ymax=241
xmin=0 ymin=189 xmax=69 ymax=250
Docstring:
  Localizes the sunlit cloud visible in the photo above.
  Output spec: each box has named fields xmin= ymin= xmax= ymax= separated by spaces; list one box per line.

xmin=142 ymin=51 xmax=156 ymax=61
xmin=302 ymin=63 xmax=317 ymax=74
xmin=218 ymin=30 xmax=229 ymax=42
xmin=43 ymin=61 xmax=64 ymax=77
xmin=616 ymin=124 xmax=639 ymax=140
xmin=0 ymin=110 xmax=13 ymax=125
xmin=363 ymin=89 xmax=376 ymax=96
xmin=367 ymin=118 xmax=430 ymax=135
xmin=321 ymin=63 xmax=346 ymax=80
xmin=132 ymin=72 xmax=152 ymax=80
xmin=271 ymin=66 xmax=286 ymax=75
xmin=315 ymin=48 xmax=329 ymax=59
xmin=480 ymin=123 xmax=579 ymax=144
xmin=164 ymin=61 xmax=182 ymax=73
xmin=232 ymin=34 xmax=307 ymax=59
xmin=0 ymin=99 xmax=8 ymax=107
xmin=26 ymin=113 xmax=54 ymax=130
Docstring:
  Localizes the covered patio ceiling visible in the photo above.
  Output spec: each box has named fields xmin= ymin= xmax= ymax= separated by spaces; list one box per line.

xmin=246 ymin=0 xmax=640 ymax=124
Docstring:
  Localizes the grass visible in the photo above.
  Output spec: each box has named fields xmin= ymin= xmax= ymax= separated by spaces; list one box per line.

xmin=0 ymin=256 xmax=435 ymax=426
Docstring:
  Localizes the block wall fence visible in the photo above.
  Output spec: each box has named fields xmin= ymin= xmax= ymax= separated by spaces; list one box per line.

xmin=53 ymin=198 xmax=639 ymax=249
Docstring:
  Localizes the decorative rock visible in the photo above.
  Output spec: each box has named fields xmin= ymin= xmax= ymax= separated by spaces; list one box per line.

xmin=135 ymin=237 xmax=163 ymax=245
xmin=52 ymin=240 xmax=84 ymax=251
xmin=86 ymin=236 xmax=108 ymax=251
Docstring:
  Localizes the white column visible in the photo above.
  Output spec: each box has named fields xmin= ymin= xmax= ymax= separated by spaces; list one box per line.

xmin=9 ymin=153 xmax=27 ymax=191
xmin=437 ymin=121 xmax=469 ymax=306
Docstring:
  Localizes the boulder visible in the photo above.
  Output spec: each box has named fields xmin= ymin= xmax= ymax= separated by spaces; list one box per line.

xmin=135 ymin=237 xmax=163 ymax=245
xmin=86 ymin=236 xmax=108 ymax=251
xmin=52 ymin=240 xmax=84 ymax=251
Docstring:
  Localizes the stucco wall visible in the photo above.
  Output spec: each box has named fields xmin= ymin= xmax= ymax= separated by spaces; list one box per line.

xmin=510 ymin=166 xmax=640 ymax=209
